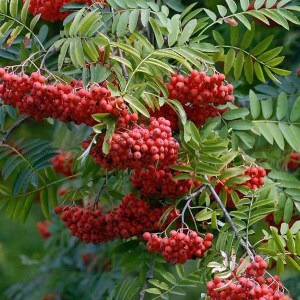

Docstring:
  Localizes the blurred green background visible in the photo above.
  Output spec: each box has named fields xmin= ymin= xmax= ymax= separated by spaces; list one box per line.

xmin=0 ymin=208 xmax=44 ymax=296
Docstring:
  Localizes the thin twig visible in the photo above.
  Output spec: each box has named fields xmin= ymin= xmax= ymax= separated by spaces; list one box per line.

xmin=188 ymin=205 xmax=198 ymax=233
xmin=204 ymin=175 xmax=255 ymax=260
xmin=40 ymin=47 xmax=57 ymax=69
xmin=140 ymin=254 xmax=156 ymax=300
xmin=181 ymin=185 xmax=207 ymax=226
xmin=117 ymin=44 xmax=129 ymax=80
xmin=93 ymin=181 xmax=105 ymax=208
xmin=0 ymin=115 xmax=28 ymax=145
xmin=21 ymin=50 xmax=45 ymax=72
xmin=162 ymin=185 xmax=207 ymax=235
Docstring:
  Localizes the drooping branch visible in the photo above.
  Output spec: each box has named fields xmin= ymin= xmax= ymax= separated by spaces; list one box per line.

xmin=0 ymin=115 xmax=28 ymax=146
xmin=204 ymin=175 xmax=255 ymax=260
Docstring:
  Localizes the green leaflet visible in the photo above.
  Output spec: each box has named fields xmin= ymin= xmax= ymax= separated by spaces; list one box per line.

xmin=290 ymin=96 xmax=300 ymax=122
xmin=249 ymin=90 xmax=261 ymax=119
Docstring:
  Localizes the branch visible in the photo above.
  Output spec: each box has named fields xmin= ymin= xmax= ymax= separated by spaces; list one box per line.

xmin=140 ymin=254 xmax=156 ymax=300
xmin=93 ymin=180 xmax=105 ymax=208
xmin=181 ymin=185 xmax=207 ymax=225
xmin=204 ymin=175 xmax=255 ymax=260
xmin=0 ymin=115 xmax=28 ymax=145
xmin=117 ymin=45 xmax=129 ymax=80
xmin=40 ymin=47 xmax=57 ymax=69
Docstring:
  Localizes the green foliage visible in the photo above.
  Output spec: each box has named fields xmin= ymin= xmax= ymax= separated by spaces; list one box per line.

xmin=56 ymin=8 xmax=106 ymax=69
xmin=0 ymin=0 xmax=300 ymax=298
xmin=218 ymin=84 xmax=300 ymax=152
xmin=0 ymin=139 xmax=59 ymax=220
xmin=4 ymin=218 xmax=124 ymax=300
xmin=259 ymin=223 xmax=300 ymax=274
xmin=216 ymin=22 xmax=291 ymax=83
xmin=0 ymin=0 xmax=46 ymax=52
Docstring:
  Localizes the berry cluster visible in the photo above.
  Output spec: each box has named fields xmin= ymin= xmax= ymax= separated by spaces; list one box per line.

xmin=88 ymin=117 xmax=179 ymax=170
xmin=287 ymin=152 xmax=300 ymax=170
xmin=55 ymin=193 xmax=178 ymax=244
xmin=51 ymin=152 xmax=75 ymax=176
xmin=131 ymin=165 xmax=201 ymax=199
xmin=143 ymin=230 xmax=213 ymax=264
xmin=25 ymin=0 xmax=106 ymax=22
xmin=0 ymin=69 xmax=131 ymax=126
xmin=243 ymin=166 xmax=267 ymax=190
xmin=207 ymin=255 xmax=293 ymax=300
xmin=215 ymin=165 xmax=266 ymax=207
xmin=151 ymin=70 xmax=234 ymax=130
xmin=37 ymin=220 xmax=51 ymax=239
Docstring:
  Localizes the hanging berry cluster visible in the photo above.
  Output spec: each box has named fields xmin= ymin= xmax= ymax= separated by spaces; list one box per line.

xmin=243 ymin=166 xmax=267 ymax=190
xmin=0 ymin=69 xmax=131 ymax=126
xmin=24 ymin=0 xmax=106 ymax=22
xmin=150 ymin=70 xmax=234 ymax=130
xmin=287 ymin=152 xmax=300 ymax=170
xmin=54 ymin=193 xmax=179 ymax=244
xmin=131 ymin=165 xmax=200 ymax=199
xmin=143 ymin=230 xmax=213 ymax=264
xmin=87 ymin=117 xmax=179 ymax=170
xmin=51 ymin=152 xmax=75 ymax=176
xmin=207 ymin=255 xmax=293 ymax=300
xmin=215 ymin=165 xmax=266 ymax=208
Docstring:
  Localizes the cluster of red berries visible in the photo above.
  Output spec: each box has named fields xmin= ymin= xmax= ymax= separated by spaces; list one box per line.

xmin=87 ymin=117 xmax=179 ymax=170
xmin=215 ymin=165 xmax=266 ymax=208
xmin=168 ymin=71 xmax=234 ymax=108
xmin=151 ymin=70 xmax=234 ymax=130
xmin=207 ymin=256 xmax=293 ymax=300
xmin=131 ymin=165 xmax=201 ymax=199
xmin=143 ymin=230 xmax=213 ymax=264
xmin=51 ymin=152 xmax=75 ymax=176
xmin=55 ymin=193 xmax=178 ymax=244
xmin=36 ymin=220 xmax=51 ymax=239
xmin=243 ymin=166 xmax=267 ymax=190
xmin=287 ymin=152 xmax=300 ymax=170
xmin=24 ymin=0 xmax=106 ymax=22
xmin=0 ymin=69 xmax=131 ymax=126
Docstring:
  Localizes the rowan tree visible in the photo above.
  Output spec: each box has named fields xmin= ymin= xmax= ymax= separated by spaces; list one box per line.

xmin=0 ymin=0 xmax=300 ymax=299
